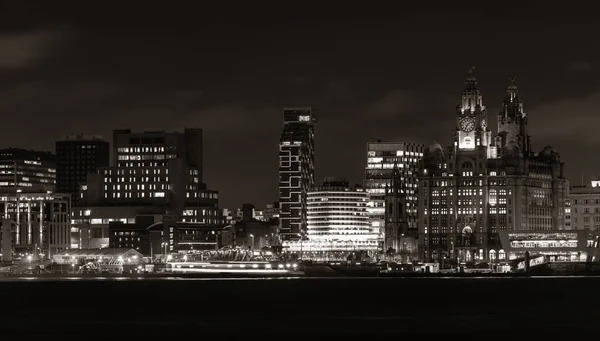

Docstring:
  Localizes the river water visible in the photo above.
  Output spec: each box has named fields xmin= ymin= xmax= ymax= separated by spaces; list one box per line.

xmin=0 ymin=276 xmax=597 ymax=336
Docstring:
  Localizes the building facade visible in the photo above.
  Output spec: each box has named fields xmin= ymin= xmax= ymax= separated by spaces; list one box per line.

xmin=76 ymin=129 xmax=224 ymax=252
xmin=569 ymin=177 xmax=600 ymax=231
xmin=0 ymin=192 xmax=70 ymax=260
xmin=278 ymin=107 xmax=316 ymax=241
xmin=0 ymin=148 xmax=56 ymax=193
xmin=283 ymin=177 xmax=377 ymax=256
xmin=364 ymin=142 xmax=423 ymax=247
xmin=55 ymin=134 xmax=110 ymax=205
xmin=418 ymin=72 xmax=568 ymax=264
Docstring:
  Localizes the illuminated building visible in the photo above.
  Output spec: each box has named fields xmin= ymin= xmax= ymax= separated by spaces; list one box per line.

xmin=569 ymin=177 xmax=600 ymax=231
xmin=0 ymin=192 xmax=70 ymax=260
xmin=278 ymin=107 xmax=316 ymax=241
xmin=0 ymin=148 xmax=56 ymax=193
xmin=498 ymin=231 xmax=593 ymax=263
xmin=283 ymin=177 xmax=378 ymax=255
xmin=51 ymin=248 xmax=143 ymax=265
xmin=564 ymin=198 xmax=572 ymax=230
xmin=74 ymin=129 xmax=224 ymax=251
xmin=384 ymin=163 xmax=417 ymax=262
xmin=364 ymin=141 xmax=423 ymax=247
xmin=418 ymin=71 xmax=568 ymax=264
xmin=55 ymin=134 xmax=109 ymax=205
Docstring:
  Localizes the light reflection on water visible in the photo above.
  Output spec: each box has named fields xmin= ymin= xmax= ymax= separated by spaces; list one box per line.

xmin=0 ymin=276 xmax=305 ymax=282
xmin=0 ymin=275 xmax=597 ymax=282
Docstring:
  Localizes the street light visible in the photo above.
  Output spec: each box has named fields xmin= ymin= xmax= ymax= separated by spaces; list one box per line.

xmin=249 ymin=234 xmax=255 ymax=250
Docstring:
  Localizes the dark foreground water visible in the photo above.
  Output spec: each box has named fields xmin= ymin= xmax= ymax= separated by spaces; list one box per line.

xmin=0 ymin=276 xmax=598 ymax=337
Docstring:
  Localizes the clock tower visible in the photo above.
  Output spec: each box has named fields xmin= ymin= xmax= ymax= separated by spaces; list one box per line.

xmin=454 ymin=68 xmax=492 ymax=151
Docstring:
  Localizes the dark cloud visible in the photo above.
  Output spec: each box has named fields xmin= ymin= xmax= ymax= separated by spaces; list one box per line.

xmin=1 ymin=6 xmax=600 ymax=207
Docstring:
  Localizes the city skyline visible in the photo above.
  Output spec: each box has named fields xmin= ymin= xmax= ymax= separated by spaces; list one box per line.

xmin=2 ymin=4 xmax=599 ymax=208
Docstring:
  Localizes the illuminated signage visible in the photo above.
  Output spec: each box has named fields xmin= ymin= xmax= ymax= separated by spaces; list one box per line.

xmin=299 ymin=115 xmax=310 ymax=122
xmin=508 ymin=233 xmax=577 ymax=241
xmin=510 ymin=240 xmax=577 ymax=248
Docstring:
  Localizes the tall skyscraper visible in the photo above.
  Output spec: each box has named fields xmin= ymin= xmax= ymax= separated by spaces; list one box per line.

xmin=0 ymin=148 xmax=56 ymax=193
xmin=418 ymin=72 xmax=568 ymax=263
xmin=364 ymin=142 xmax=424 ymax=248
xmin=278 ymin=107 xmax=316 ymax=241
xmin=55 ymin=134 xmax=110 ymax=205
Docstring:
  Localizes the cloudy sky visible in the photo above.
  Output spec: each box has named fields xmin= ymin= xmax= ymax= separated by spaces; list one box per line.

xmin=0 ymin=3 xmax=598 ymax=207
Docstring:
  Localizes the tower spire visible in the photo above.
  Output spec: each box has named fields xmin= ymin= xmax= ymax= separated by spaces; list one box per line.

xmin=465 ymin=66 xmax=477 ymax=90
xmin=507 ymin=76 xmax=518 ymax=101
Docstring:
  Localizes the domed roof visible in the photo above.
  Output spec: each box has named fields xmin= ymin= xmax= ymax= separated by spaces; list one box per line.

xmin=429 ymin=142 xmax=443 ymax=151
xmin=541 ymin=146 xmax=556 ymax=156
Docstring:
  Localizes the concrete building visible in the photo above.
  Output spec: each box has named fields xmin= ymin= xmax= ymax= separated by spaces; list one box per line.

xmin=278 ymin=107 xmax=316 ymax=241
xmin=419 ymin=71 xmax=568 ymax=264
xmin=0 ymin=148 xmax=56 ymax=193
xmin=55 ymin=134 xmax=109 ymax=205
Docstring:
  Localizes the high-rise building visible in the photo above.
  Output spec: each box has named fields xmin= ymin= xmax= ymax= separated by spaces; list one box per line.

xmin=282 ymin=177 xmax=377 ymax=256
xmin=418 ymin=72 xmax=568 ymax=263
xmin=364 ymin=142 xmax=424 ymax=246
xmin=0 ymin=148 xmax=56 ymax=193
xmin=278 ymin=107 xmax=316 ymax=241
xmin=75 ymin=129 xmax=223 ymax=251
xmin=55 ymin=134 xmax=110 ymax=205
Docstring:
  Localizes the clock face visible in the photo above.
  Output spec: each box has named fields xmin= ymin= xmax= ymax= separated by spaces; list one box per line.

xmin=481 ymin=117 xmax=487 ymax=130
xmin=460 ymin=117 xmax=475 ymax=132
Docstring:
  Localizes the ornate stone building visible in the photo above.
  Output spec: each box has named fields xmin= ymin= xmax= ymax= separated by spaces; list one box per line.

xmin=418 ymin=71 xmax=567 ymax=264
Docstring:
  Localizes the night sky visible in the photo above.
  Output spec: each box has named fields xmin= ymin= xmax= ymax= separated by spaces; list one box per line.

xmin=1 ymin=3 xmax=598 ymax=208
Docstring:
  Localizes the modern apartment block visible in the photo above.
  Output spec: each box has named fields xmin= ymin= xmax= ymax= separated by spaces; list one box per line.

xmin=278 ymin=107 xmax=316 ymax=241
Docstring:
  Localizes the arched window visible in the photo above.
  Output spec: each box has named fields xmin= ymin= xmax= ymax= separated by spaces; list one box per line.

xmin=432 ymin=190 xmax=439 ymax=197
xmin=498 ymin=249 xmax=506 ymax=260
xmin=489 ymin=249 xmax=497 ymax=261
